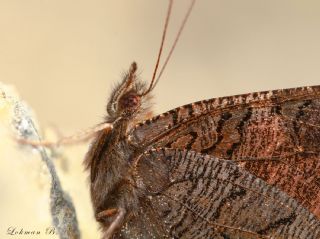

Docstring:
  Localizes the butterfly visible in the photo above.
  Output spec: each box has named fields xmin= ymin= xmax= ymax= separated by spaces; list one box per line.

xmin=83 ymin=0 xmax=320 ymax=238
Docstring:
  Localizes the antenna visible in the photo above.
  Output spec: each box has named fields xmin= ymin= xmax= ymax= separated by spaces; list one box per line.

xmin=154 ymin=0 xmax=196 ymax=89
xmin=141 ymin=0 xmax=196 ymax=96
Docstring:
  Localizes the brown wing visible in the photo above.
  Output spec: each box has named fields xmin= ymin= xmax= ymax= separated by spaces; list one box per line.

xmin=132 ymin=148 xmax=320 ymax=239
xmin=84 ymin=127 xmax=112 ymax=182
xmin=129 ymin=85 xmax=320 ymax=217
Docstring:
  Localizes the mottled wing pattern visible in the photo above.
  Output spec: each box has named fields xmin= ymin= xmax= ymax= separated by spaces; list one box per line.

xmin=129 ymin=85 xmax=320 ymax=217
xmin=132 ymin=148 xmax=320 ymax=239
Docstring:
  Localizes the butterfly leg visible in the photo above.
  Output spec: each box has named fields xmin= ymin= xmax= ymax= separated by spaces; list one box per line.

xmin=96 ymin=208 xmax=118 ymax=220
xmin=16 ymin=122 xmax=113 ymax=147
xmin=97 ymin=208 xmax=126 ymax=239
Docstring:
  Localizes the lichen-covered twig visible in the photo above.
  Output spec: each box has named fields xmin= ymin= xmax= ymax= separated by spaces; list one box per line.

xmin=1 ymin=83 xmax=81 ymax=239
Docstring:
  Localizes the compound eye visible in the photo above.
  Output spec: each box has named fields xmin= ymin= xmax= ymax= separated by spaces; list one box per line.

xmin=119 ymin=92 xmax=140 ymax=112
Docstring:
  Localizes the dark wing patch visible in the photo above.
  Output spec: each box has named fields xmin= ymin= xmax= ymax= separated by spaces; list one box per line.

xmin=133 ymin=148 xmax=320 ymax=239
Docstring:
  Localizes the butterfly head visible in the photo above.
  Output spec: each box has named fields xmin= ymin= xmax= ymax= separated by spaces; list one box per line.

xmin=105 ymin=0 xmax=195 ymax=124
xmin=106 ymin=62 xmax=153 ymax=122
xmin=118 ymin=90 xmax=141 ymax=113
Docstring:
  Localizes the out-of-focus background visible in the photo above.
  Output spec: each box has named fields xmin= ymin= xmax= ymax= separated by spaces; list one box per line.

xmin=1 ymin=0 xmax=320 ymax=132
xmin=1 ymin=0 xmax=320 ymax=238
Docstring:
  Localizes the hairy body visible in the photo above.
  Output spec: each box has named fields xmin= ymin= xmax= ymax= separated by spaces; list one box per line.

xmin=84 ymin=63 xmax=320 ymax=239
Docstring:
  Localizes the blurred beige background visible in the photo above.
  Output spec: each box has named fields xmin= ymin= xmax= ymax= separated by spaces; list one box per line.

xmin=1 ymin=0 xmax=320 ymax=133
xmin=1 ymin=0 xmax=320 ymax=238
